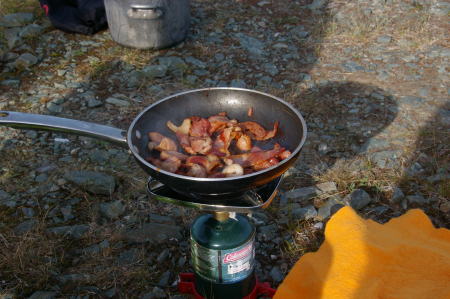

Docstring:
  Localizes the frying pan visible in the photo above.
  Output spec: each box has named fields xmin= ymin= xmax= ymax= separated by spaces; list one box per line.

xmin=0 ymin=88 xmax=307 ymax=199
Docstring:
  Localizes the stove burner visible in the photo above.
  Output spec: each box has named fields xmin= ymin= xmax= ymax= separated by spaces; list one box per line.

xmin=147 ymin=176 xmax=282 ymax=212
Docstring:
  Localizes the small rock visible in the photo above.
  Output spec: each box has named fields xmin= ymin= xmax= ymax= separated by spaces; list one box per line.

xmin=35 ymin=173 xmax=48 ymax=183
xmin=100 ymin=200 xmax=125 ymax=219
xmin=292 ymin=205 xmax=317 ymax=221
xmin=399 ymin=96 xmax=425 ymax=106
xmin=390 ymin=187 xmax=405 ymax=204
xmin=65 ymin=170 xmax=115 ymax=195
xmin=58 ymin=273 xmax=90 ymax=284
xmin=103 ymin=288 xmax=117 ymax=298
xmin=156 ymin=248 xmax=170 ymax=263
xmin=60 ymin=206 xmax=74 ymax=221
xmin=185 ymin=56 xmax=206 ymax=68
xmin=21 ymin=207 xmax=34 ymax=218
xmin=15 ymin=53 xmax=38 ymax=69
xmin=344 ymin=189 xmax=372 ymax=210
xmin=118 ymin=248 xmax=140 ymax=265
xmin=230 ymin=79 xmax=246 ymax=88
xmin=313 ymin=222 xmax=324 ymax=230
xmin=0 ymin=13 xmax=34 ymax=27
xmin=307 ymin=0 xmax=327 ymax=10
xmin=19 ymin=24 xmax=43 ymax=38
xmin=123 ymin=223 xmax=182 ymax=244
xmin=0 ymin=189 xmax=16 ymax=207
xmin=47 ymin=224 xmax=89 ymax=239
xmin=105 ymin=97 xmax=130 ymax=107
xmin=27 ymin=291 xmax=56 ymax=299
xmin=235 ymin=33 xmax=266 ymax=57
xmin=147 ymin=286 xmax=166 ymax=299
xmin=406 ymin=194 xmax=429 ymax=205
xmin=430 ymin=2 xmax=450 ymax=16
xmin=1 ymin=79 xmax=20 ymax=88
xmin=36 ymin=164 xmax=57 ymax=174
xmin=148 ymin=213 xmax=176 ymax=225
xmin=405 ymin=162 xmax=425 ymax=176
xmin=317 ymin=195 xmax=344 ymax=220
xmin=157 ymin=271 xmax=171 ymax=287
xmin=263 ymin=63 xmax=278 ymax=76
xmin=87 ymin=98 xmax=103 ymax=108
xmin=142 ymin=64 xmax=168 ymax=78
xmin=369 ymin=150 xmax=402 ymax=169
xmin=14 ymin=219 xmax=37 ymax=235
xmin=269 ymin=266 xmax=283 ymax=283
xmin=46 ymin=102 xmax=63 ymax=113
xmin=440 ymin=201 xmax=450 ymax=213
xmin=157 ymin=56 xmax=186 ymax=72
xmin=377 ymin=35 xmax=392 ymax=44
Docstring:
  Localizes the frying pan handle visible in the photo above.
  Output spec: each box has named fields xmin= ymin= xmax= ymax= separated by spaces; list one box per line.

xmin=0 ymin=111 xmax=128 ymax=147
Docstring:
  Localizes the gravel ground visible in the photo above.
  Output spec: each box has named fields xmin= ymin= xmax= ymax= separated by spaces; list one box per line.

xmin=0 ymin=0 xmax=449 ymax=298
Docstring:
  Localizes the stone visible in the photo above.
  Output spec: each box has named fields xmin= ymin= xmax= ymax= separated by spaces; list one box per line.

xmin=61 ymin=206 xmax=74 ymax=221
xmin=230 ymin=79 xmax=246 ymax=88
xmin=64 ymin=170 xmax=115 ymax=195
xmin=317 ymin=195 xmax=344 ymax=220
xmin=390 ymin=187 xmax=405 ymax=204
xmin=46 ymin=224 xmax=89 ymax=239
xmin=142 ymin=64 xmax=168 ymax=78
xmin=263 ymin=63 xmax=278 ymax=76
xmin=1 ymin=79 xmax=20 ymax=88
xmin=430 ymin=2 xmax=450 ymax=16
xmin=342 ymin=61 xmax=365 ymax=72
xmin=123 ymin=223 xmax=182 ymax=244
xmin=185 ymin=56 xmax=206 ymax=68
xmin=46 ymin=102 xmax=63 ymax=113
xmin=156 ymin=248 xmax=170 ymax=263
xmin=0 ymin=13 xmax=34 ymax=27
xmin=290 ymin=26 xmax=309 ymax=39
xmin=21 ymin=207 xmax=34 ymax=218
xmin=369 ymin=150 xmax=402 ymax=169
xmin=118 ymin=248 xmax=140 ymax=264
xmin=4 ymin=28 xmax=22 ymax=49
xmin=344 ymin=189 xmax=372 ymax=210
xmin=157 ymin=270 xmax=171 ymax=287
xmin=14 ymin=219 xmax=37 ymax=235
xmin=105 ymin=97 xmax=130 ymax=107
xmin=14 ymin=53 xmax=38 ymax=69
xmin=87 ymin=98 xmax=103 ymax=108
xmin=58 ymin=273 xmax=90 ymax=284
xmin=377 ymin=35 xmax=392 ymax=44
xmin=235 ymin=33 xmax=266 ymax=57
xmin=19 ymin=24 xmax=43 ymax=39
xmin=283 ymin=182 xmax=337 ymax=203
xmin=399 ymin=96 xmax=424 ymax=106
xmin=269 ymin=266 xmax=283 ymax=283
xmin=258 ymin=224 xmax=278 ymax=241
xmin=27 ymin=291 xmax=56 ymax=299
xmin=292 ymin=205 xmax=317 ymax=220
xmin=157 ymin=56 xmax=187 ymax=72
xmin=148 ymin=213 xmax=176 ymax=225
xmin=440 ymin=201 xmax=450 ymax=213
xmin=100 ymin=200 xmax=125 ymax=219
xmin=406 ymin=194 xmax=429 ymax=205
xmin=0 ymin=190 xmax=16 ymax=208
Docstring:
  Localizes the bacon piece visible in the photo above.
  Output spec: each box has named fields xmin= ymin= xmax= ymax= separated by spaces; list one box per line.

xmin=190 ymin=117 xmax=211 ymax=137
xmin=148 ymin=132 xmax=177 ymax=151
xmin=208 ymin=114 xmax=230 ymax=134
xmin=212 ymin=127 xmax=233 ymax=155
xmin=167 ymin=118 xmax=191 ymax=135
xmin=149 ymin=156 xmax=181 ymax=173
xmin=278 ymin=150 xmax=291 ymax=160
xmin=227 ymin=144 xmax=285 ymax=168
xmin=186 ymin=154 xmax=221 ymax=173
xmin=238 ymin=121 xmax=279 ymax=141
xmin=222 ymin=164 xmax=244 ymax=177
xmin=253 ymin=157 xmax=280 ymax=171
xmin=236 ymin=134 xmax=252 ymax=151
xmin=187 ymin=164 xmax=207 ymax=177
xmin=247 ymin=107 xmax=253 ymax=117
xmin=160 ymin=150 xmax=188 ymax=161
xmin=176 ymin=132 xmax=195 ymax=155
xmin=190 ymin=136 xmax=212 ymax=155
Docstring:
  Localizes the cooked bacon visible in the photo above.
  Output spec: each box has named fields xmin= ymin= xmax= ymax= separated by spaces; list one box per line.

xmin=167 ymin=118 xmax=191 ymax=135
xmin=190 ymin=136 xmax=212 ymax=155
xmin=160 ymin=150 xmax=188 ymax=161
xmin=227 ymin=144 xmax=285 ymax=168
xmin=238 ymin=121 xmax=279 ymax=141
xmin=236 ymin=134 xmax=252 ymax=151
xmin=222 ymin=164 xmax=244 ymax=177
xmin=212 ymin=127 xmax=233 ymax=155
xmin=148 ymin=132 xmax=177 ymax=151
xmin=253 ymin=157 xmax=280 ymax=171
xmin=186 ymin=154 xmax=221 ymax=173
xmin=149 ymin=156 xmax=181 ymax=173
xmin=279 ymin=150 xmax=291 ymax=160
xmin=149 ymin=132 xmax=164 ymax=143
xmin=247 ymin=107 xmax=253 ymax=117
xmin=208 ymin=114 xmax=230 ymax=134
xmin=187 ymin=164 xmax=207 ymax=177
xmin=175 ymin=132 xmax=195 ymax=154
xmin=190 ymin=116 xmax=211 ymax=137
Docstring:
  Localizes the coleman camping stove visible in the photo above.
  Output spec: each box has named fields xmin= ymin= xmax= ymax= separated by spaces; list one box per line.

xmin=147 ymin=177 xmax=282 ymax=299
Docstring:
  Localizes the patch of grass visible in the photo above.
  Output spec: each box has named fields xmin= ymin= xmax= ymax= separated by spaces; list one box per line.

xmin=282 ymin=219 xmax=324 ymax=262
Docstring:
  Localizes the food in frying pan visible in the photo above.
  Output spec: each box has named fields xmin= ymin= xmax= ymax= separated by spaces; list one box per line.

xmin=146 ymin=111 xmax=291 ymax=178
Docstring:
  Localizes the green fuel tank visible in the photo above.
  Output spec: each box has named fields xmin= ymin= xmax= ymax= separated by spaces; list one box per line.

xmin=191 ymin=213 xmax=256 ymax=299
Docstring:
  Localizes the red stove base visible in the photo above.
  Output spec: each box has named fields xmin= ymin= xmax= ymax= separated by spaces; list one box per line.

xmin=178 ymin=273 xmax=276 ymax=299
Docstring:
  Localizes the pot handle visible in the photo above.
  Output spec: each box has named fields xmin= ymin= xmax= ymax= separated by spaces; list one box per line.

xmin=0 ymin=111 xmax=128 ymax=147
xmin=128 ymin=5 xmax=163 ymax=20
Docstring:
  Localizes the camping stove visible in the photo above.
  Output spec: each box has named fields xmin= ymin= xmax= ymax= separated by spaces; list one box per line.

xmin=147 ymin=177 xmax=281 ymax=299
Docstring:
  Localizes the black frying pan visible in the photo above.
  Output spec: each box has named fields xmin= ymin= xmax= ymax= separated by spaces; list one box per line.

xmin=0 ymin=88 xmax=307 ymax=198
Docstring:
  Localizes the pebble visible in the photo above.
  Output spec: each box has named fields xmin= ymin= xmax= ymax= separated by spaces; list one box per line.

xmin=105 ymin=97 xmax=130 ymax=107
xmin=317 ymin=195 xmax=344 ymax=220
xmin=157 ymin=271 xmax=171 ymax=287
xmin=344 ymin=189 xmax=373 ymax=210
xmin=14 ymin=219 xmax=37 ymax=235
xmin=406 ymin=194 xmax=429 ymax=205
xmin=377 ymin=35 xmax=392 ymax=44
xmin=14 ymin=53 xmax=38 ymax=69
xmin=27 ymin=291 xmax=56 ymax=299
xmin=292 ymin=205 xmax=318 ymax=221
xmin=390 ymin=187 xmax=405 ymax=204
xmin=46 ymin=224 xmax=89 ymax=239
xmin=269 ymin=266 xmax=283 ymax=283
xmin=118 ymin=248 xmax=139 ymax=265
xmin=64 ymin=170 xmax=115 ymax=195
xmin=87 ymin=97 xmax=103 ymax=108
xmin=0 ymin=13 xmax=34 ymax=27
xmin=19 ymin=24 xmax=43 ymax=38
xmin=123 ymin=223 xmax=182 ymax=244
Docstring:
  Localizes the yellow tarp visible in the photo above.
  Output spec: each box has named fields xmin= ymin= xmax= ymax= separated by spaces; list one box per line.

xmin=274 ymin=207 xmax=450 ymax=299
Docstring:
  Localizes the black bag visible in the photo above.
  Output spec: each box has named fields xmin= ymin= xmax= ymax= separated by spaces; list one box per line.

xmin=39 ymin=0 xmax=107 ymax=35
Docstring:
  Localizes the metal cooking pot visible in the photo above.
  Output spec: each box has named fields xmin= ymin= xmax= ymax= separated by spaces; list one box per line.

xmin=0 ymin=88 xmax=307 ymax=199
